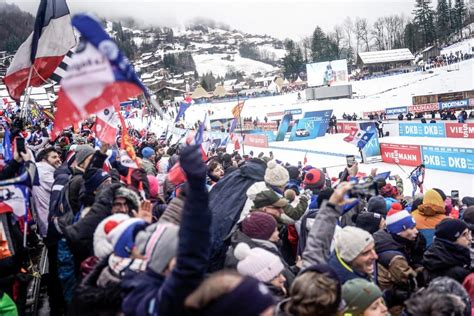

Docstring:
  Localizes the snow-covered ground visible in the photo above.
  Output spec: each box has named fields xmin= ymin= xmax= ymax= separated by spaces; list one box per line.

xmin=192 ymin=53 xmax=278 ymax=76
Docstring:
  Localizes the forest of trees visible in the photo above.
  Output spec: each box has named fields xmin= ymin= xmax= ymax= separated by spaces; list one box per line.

xmin=0 ymin=3 xmax=35 ymax=53
xmin=282 ymin=0 xmax=470 ymax=78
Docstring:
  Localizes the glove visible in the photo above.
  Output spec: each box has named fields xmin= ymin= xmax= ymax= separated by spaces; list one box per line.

xmin=179 ymin=145 xmax=207 ymax=180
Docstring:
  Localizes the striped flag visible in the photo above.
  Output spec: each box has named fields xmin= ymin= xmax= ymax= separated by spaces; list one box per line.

xmin=4 ymin=0 xmax=76 ymax=100
xmin=231 ymin=101 xmax=245 ymax=119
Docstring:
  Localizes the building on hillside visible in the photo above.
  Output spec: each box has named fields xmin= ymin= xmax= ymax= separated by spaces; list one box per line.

xmin=357 ymin=48 xmax=415 ymax=73
xmin=421 ymin=46 xmax=441 ymax=62
xmin=155 ymin=86 xmax=186 ymax=100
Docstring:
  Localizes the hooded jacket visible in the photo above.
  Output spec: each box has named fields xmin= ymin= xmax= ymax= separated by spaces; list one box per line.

xmin=423 ymin=238 xmax=471 ymax=284
xmin=32 ymin=161 xmax=56 ymax=237
xmin=412 ymin=190 xmax=446 ymax=246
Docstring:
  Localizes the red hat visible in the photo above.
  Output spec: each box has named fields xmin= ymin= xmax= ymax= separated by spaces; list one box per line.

xmin=241 ymin=212 xmax=277 ymax=240
xmin=304 ymin=168 xmax=325 ymax=189
xmin=380 ymin=183 xmax=398 ymax=198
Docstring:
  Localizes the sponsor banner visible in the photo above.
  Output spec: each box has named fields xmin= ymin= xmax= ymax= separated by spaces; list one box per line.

xmin=275 ymin=113 xmax=292 ymax=141
xmin=470 ymin=98 xmax=474 ymax=106
xmin=408 ymin=103 xmax=439 ymax=113
xmin=363 ymin=110 xmax=385 ymax=117
xmin=399 ymin=123 xmax=446 ymax=137
xmin=385 ymin=106 xmax=408 ymax=116
xmin=445 ymin=123 xmax=474 ymax=138
xmin=284 ymin=109 xmax=302 ymax=115
xmin=359 ymin=122 xmax=381 ymax=158
xmin=422 ymin=146 xmax=474 ymax=174
xmin=267 ymin=111 xmax=284 ymax=117
xmin=289 ymin=110 xmax=333 ymax=141
xmin=257 ymin=122 xmax=278 ymax=130
xmin=380 ymin=143 xmax=422 ymax=166
xmin=439 ymin=99 xmax=469 ymax=110
xmin=340 ymin=122 xmax=358 ymax=133
xmin=243 ymin=134 xmax=268 ymax=148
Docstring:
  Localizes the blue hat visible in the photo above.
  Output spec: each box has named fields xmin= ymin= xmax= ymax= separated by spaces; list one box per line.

xmin=142 ymin=147 xmax=155 ymax=159
xmin=108 ymin=218 xmax=147 ymax=258
xmin=386 ymin=203 xmax=416 ymax=235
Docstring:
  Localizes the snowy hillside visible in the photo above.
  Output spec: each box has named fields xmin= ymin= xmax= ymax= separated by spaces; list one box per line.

xmin=193 ymin=53 xmax=278 ymax=77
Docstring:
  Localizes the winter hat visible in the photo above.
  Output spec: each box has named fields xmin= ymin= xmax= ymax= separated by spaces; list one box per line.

xmin=107 ymin=218 xmax=147 ymax=258
xmin=85 ymin=168 xmax=111 ymax=193
xmin=286 ymin=166 xmax=300 ymax=180
xmin=356 ymin=212 xmax=383 ymax=235
xmin=379 ymin=183 xmax=398 ymax=198
xmin=142 ymin=147 xmax=155 ymax=159
xmin=234 ymin=243 xmax=284 ymax=283
xmin=241 ymin=211 xmax=277 ymax=240
xmin=137 ymin=222 xmax=179 ymax=274
xmin=422 ymin=189 xmax=445 ymax=209
xmin=342 ymin=278 xmax=383 ymax=315
xmin=147 ymin=175 xmax=159 ymax=198
xmin=75 ymin=144 xmax=95 ymax=166
xmin=253 ymin=190 xmax=288 ymax=209
xmin=93 ymin=213 xmax=130 ymax=259
xmin=334 ymin=226 xmax=374 ymax=262
xmin=386 ymin=203 xmax=416 ymax=235
xmin=411 ymin=196 xmax=424 ymax=212
xmin=462 ymin=206 xmax=474 ymax=231
xmin=462 ymin=196 xmax=474 ymax=207
xmin=160 ymin=195 xmax=185 ymax=225
xmin=435 ymin=218 xmax=468 ymax=242
xmin=433 ymin=188 xmax=447 ymax=201
xmin=284 ymin=189 xmax=296 ymax=202
xmin=303 ymin=168 xmax=325 ymax=189
xmin=202 ymin=276 xmax=275 ymax=316
xmin=367 ymin=196 xmax=388 ymax=216
xmin=114 ymin=187 xmax=141 ymax=212
xmin=264 ymin=160 xmax=289 ymax=187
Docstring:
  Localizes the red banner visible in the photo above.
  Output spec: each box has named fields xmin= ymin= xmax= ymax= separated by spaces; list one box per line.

xmin=267 ymin=111 xmax=284 ymax=117
xmin=445 ymin=123 xmax=474 ymax=138
xmin=243 ymin=134 xmax=269 ymax=148
xmin=408 ymin=103 xmax=439 ymax=113
xmin=380 ymin=143 xmax=422 ymax=166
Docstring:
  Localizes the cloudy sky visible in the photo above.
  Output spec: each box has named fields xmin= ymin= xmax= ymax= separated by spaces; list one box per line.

xmin=10 ymin=0 xmax=419 ymax=40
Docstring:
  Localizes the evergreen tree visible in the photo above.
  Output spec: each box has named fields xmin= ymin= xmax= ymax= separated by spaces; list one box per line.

xmin=413 ymin=0 xmax=437 ymax=47
xmin=311 ymin=26 xmax=327 ymax=62
xmin=452 ymin=0 xmax=466 ymax=36
xmin=404 ymin=22 xmax=418 ymax=52
xmin=282 ymin=39 xmax=304 ymax=78
xmin=436 ymin=0 xmax=451 ymax=41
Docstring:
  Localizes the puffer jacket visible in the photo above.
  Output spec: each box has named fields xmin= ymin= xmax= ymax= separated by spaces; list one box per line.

xmin=423 ymin=238 xmax=471 ymax=284
xmin=412 ymin=189 xmax=447 ymax=245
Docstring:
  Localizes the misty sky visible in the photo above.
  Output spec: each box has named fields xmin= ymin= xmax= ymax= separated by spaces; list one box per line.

xmin=10 ymin=0 xmax=421 ymax=40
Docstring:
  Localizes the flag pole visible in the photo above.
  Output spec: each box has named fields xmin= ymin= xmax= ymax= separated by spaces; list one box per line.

xmin=238 ymin=94 xmax=245 ymax=156
xmin=20 ymin=66 xmax=34 ymax=121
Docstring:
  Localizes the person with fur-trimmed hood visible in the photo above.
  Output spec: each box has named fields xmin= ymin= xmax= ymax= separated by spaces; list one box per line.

xmin=411 ymin=189 xmax=447 ymax=246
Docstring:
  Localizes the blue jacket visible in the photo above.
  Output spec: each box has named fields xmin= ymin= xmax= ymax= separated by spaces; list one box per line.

xmin=121 ymin=152 xmax=211 ymax=316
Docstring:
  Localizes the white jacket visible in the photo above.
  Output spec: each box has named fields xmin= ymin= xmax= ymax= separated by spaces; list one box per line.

xmin=32 ymin=161 xmax=55 ymax=237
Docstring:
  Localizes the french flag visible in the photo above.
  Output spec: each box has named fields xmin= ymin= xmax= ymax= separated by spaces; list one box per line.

xmin=93 ymin=106 xmax=119 ymax=144
xmin=52 ymin=13 xmax=149 ymax=137
xmin=3 ymin=0 xmax=76 ymax=100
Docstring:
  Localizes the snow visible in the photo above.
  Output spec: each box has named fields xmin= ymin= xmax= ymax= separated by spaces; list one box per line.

xmin=192 ymin=53 xmax=278 ymax=77
xmin=441 ymin=38 xmax=474 ymax=56
xmin=258 ymin=44 xmax=286 ymax=60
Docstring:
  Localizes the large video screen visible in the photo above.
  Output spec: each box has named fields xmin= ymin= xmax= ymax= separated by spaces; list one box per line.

xmin=306 ymin=59 xmax=348 ymax=87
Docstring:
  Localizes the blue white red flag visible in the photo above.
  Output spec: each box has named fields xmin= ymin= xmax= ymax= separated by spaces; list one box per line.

xmin=52 ymin=13 xmax=148 ymax=137
xmin=175 ymin=100 xmax=192 ymax=122
xmin=4 ymin=0 xmax=76 ymax=100
xmin=343 ymin=128 xmax=374 ymax=149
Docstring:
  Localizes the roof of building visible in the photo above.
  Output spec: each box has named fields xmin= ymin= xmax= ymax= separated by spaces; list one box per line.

xmin=358 ymin=48 xmax=415 ymax=65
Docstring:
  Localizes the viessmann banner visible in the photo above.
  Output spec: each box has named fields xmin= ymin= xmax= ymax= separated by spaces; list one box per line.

xmin=380 ymin=143 xmax=422 ymax=166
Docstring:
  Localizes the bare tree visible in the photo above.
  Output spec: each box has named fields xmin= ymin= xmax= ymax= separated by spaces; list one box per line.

xmin=301 ymin=36 xmax=312 ymax=62
xmin=343 ymin=17 xmax=354 ymax=50
xmin=329 ymin=25 xmax=344 ymax=59
xmin=372 ymin=17 xmax=386 ymax=50
xmin=354 ymin=17 xmax=370 ymax=54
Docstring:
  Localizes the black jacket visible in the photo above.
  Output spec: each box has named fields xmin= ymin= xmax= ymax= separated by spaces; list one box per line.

xmin=207 ymin=158 xmax=267 ymax=272
xmin=423 ymin=238 xmax=471 ymax=284
xmin=374 ymin=229 xmax=425 ymax=269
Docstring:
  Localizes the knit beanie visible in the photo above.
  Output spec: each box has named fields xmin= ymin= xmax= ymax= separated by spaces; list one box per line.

xmin=386 ymin=203 xmax=416 ymax=235
xmin=343 ymin=278 xmax=383 ymax=315
xmin=462 ymin=206 xmax=474 ymax=230
xmin=107 ymin=218 xmax=147 ymax=258
xmin=335 ymin=226 xmax=374 ymax=263
xmin=435 ymin=218 xmax=468 ymax=242
xmin=85 ymin=169 xmax=111 ymax=193
xmin=355 ymin=212 xmax=383 ymax=235
xmin=367 ymin=195 xmax=387 ymax=216
xmin=147 ymin=175 xmax=159 ymax=198
xmin=93 ymin=213 xmax=130 ymax=259
xmin=241 ymin=211 xmax=277 ymax=240
xmin=303 ymin=168 xmax=325 ymax=190
xmin=234 ymin=243 xmax=284 ymax=283
xmin=462 ymin=196 xmax=474 ymax=207
xmin=433 ymin=188 xmax=447 ymax=201
xmin=142 ymin=147 xmax=155 ymax=159
xmin=75 ymin=144 xmax=95 ymax=166
xmin=411 ymin=196 xmax=424 ymax=212
xmin=286 ymin=166 xmax=300 ymax=180
xmin=136 ymin=222 xmax=179 ymax=274
xmin=264 ymin=160 xmax=289 ymax=187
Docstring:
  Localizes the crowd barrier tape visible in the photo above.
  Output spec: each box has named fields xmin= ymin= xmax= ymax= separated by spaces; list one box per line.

xmin=421 ymin=146 xmax=474 ymax=174
xmin=380 ymin=143 xmax=422 ymax=167
xmin=399 ymin=123 xmax=446 ymax=137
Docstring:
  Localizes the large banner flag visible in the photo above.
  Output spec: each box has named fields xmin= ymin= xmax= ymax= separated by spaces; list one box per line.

xmin=4 ymin=0 xmax=76 ymax=100
xmin=231 ymin=101 xmax=245 ymax=119
xmin=52 ymin=13 xmax=149 ymax=137
xmin=94 ymin=106 xmax=119 ymax=144
xmin=175 ymin=100 xmax=192 ymax=122
xmin=343 ymin=128 xmax=374 ymax=149
xmin=118 ymin=111 xmax=139 ymax=169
